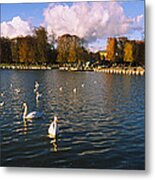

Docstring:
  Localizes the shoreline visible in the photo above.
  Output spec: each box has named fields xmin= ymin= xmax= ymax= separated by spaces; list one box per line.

xmin=0 ymin=64 xmax=145 ymax=76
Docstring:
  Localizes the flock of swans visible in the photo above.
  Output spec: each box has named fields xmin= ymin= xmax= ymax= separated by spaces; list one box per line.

xmin=0 ymin=79 xmax=98 ymax=144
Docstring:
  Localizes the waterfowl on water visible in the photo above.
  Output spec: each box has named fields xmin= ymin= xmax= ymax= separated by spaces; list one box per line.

xmin=22 ymin=102 xmax=43 ymax=120
xmin=14 ymin=88 xmax=21 ymax=94
xmin=81 ymin=83 xmax=85 ymax=88
xmin=0 ymin=101 xmax=4 ymax=107
xmin=34 ymin=81 xmax=39 ymax=92
xmin=36 ymin=91 xmax=42 ymax=102
xmin=73 ymin=88 xmax=77 ymax=93
xmin=48 ymin=116 xmax=59 ymax=138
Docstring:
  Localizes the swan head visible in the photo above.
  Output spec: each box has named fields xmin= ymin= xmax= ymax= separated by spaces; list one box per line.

xmin=22 ymin=103 xmax=27 ymax=108
xmin=54 ymin=116 xmax=59 ymax=123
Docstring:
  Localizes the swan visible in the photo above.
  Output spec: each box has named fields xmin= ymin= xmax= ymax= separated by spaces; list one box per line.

xmin=14 ymin=88 xmax=21 ymax=94
xmin=59 ymin=87 xmax=62 ymax=91
xmin=1 ymin=92 xmax=4 ymax=97
xmin=34 ymin=81 xmax=39 ymax=92
xmin=81 ymin=83 xmax=85 ymax=88
xmin=48 ymin=116 xmax=59 ymax=138
xmin=36 ymin=91 xmax=42 ymax=102
xmin=73 ymin=88 xmax=77 ymax=93
xmin=22 ymin=102 xmax=43 ymax=119
xmin=0 ymin=101 xmax=4 ymax=107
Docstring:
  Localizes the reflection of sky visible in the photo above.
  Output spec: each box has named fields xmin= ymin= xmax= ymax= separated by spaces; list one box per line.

xmin=1 ymin=1 xmax=144 ymax=52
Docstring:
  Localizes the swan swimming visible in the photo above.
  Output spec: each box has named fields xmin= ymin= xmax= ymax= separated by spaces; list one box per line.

xmin=48 ymin=116 xmax=59 ymax=138
xmin=34 ymin=81 xmax=39 ymax=92
xmin=36 ymin=91 xmax=42 ymax=102
xmin=59 ymin=87 xmax=63 ymax=91
xmin=14 ymin=88 xmax=21 ymax=94
xmin=73 ymin=88 xmax=77 ymax=93
xmin=0 ymin=101 xmax=4 ymax=107
xmin=22 ymin=102 xmax=43 ymax=119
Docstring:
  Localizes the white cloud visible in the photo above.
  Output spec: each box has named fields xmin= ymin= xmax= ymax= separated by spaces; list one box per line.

xmin=1 ymin=16 xmax=33 ymax=38
xmin=43 ymin=2 xmax=143 ymax=43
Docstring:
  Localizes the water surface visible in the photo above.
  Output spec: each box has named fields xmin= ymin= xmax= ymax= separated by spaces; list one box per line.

xmin=0 ymin=70 xmax=145 ymax=169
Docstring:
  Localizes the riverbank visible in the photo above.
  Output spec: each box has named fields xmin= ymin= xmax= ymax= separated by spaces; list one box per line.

xmin=0 ymin=64 xmax=145 ymax=76
xmin=0 ymin=64 xmax=59 ymax=70
xmin=93 ymin=66 xmax=145 ymax=76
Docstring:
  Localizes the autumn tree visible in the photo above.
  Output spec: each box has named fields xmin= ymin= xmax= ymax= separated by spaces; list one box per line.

xmin=34 ymin=26 xmax=49 ymax=64
xmin=124 ymin=40 xmax=145 ymax=65
xmin=57 ymin=34 xmax=88 ymax=64
xmin=106 ymin=37 xmax=117 ymax=62
xmin=0 ymin=37 xmax=12 ymax=63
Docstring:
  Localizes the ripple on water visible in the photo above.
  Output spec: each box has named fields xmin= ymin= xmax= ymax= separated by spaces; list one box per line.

xmin=0 ymin=70 xmax=145 ymax=169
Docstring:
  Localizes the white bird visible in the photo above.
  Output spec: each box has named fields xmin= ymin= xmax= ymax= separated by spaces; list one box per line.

xmin=81 ymin=83 xmax=85 ymax=88
xmin=59 ymin=87 xmax=63 ymax=91
xmin=34 ymin=81 xmax=39 ymax=92
xmin=0 ymin=101 xmax=4 ymax=107
xmin=14 ymin=88 xmax=21 ymax=94
xmin=10 ymin=83 xmax=13 ymax=88
xmin=36 ymin=91 xmax=42 ymax=102
xmin=73 ymin=88 xmax=77 ymax=93
xmin=48 ymin=116 xmax=59 ymax=138
xmin=1 ymin=92 xmax=4 ymax=97
xmin=22 ymin=103 xmax=43 ymax=120
xmin=94 ymin=80 xmax=97 ymax=84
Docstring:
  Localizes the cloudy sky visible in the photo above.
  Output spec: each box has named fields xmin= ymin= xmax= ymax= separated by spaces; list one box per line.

xmin=1 ymin=0 xmax=144 ymax=52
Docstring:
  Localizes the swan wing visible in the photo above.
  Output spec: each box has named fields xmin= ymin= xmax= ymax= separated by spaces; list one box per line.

xmin=26 ymin=111 xmax=43 ymax=119
xmin=48 ymin=123 xmax=58 ymax=138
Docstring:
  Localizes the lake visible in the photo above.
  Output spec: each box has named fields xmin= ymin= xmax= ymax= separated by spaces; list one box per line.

xmin=0 ymin=69 xmax=145 ymax=169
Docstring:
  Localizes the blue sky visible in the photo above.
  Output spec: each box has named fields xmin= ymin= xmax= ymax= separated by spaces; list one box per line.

xmin=0 ymin=1 xmax=144 ymax=51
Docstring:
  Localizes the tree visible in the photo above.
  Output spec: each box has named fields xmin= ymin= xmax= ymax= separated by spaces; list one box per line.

xmin=106 ymin=37 xmax=117 ymax=62
xmin=57 ymin=34 xmax=88 ymax=64
xmin=34 ymin=26 xmax=48 ymax=64
xmin=0 ymin=37 xmax=12 ymax=63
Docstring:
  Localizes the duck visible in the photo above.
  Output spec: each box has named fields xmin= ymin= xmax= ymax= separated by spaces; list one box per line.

xmin=48 ymin=116 xmax=59 ymax=138
xmin=22 ymin=102 xmax=43 ymax=120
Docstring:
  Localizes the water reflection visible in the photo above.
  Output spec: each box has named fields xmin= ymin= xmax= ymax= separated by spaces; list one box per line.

xmin=49 ymin=138 xmax=58 ymax=152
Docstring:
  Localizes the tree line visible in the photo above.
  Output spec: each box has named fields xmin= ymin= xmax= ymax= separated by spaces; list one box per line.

xmin=0 ymin=27 xmax=56 ymax=64
xmin=0 ymin=26 xmax=100 ymax=65
xmin=0 ymin=27 xmax=145 ymax=66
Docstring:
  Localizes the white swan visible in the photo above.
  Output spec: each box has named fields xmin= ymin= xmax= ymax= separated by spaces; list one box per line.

xmin=14 ymin=88 xmax=21 ymax=94
xmin=1 ymin=92 xmax=4 ymax=97
xmin=59 ymin=87 xmax=63 ymax=91
xmin=73 ymin=88 xmax=77 ymax=93
xmin=81 ymin=83 xmax=85 ymax=88
xmin=0 ymin=101 xmax=4 ymax=107
xmin=34 ymin=81 xmax=39 ymax=92
xmin=48 ymin=116 xmax=59 ymax=138
xmin=36 ymin=91 xmax=42 ymax=102
xmin=22 ymin=103 xmax=43 ymax=119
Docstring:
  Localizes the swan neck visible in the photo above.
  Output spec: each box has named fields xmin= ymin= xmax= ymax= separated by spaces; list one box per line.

xmin=23 ymin=105 xmax=28 ymax=118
